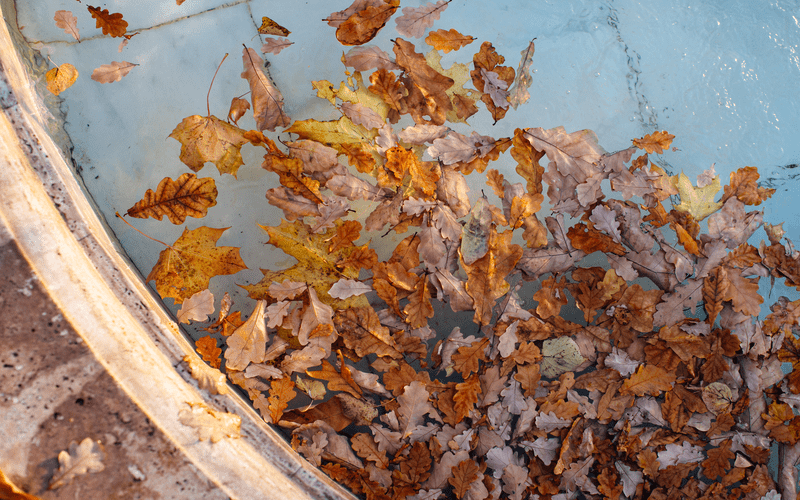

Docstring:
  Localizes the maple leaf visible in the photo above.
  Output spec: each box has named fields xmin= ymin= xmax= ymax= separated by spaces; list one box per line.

xmin=48 ymin=438 xmax=105 ymax=490
xmin=241 ymin=47 xmax=291 ymax=131
xmin=395 ymin=0 xmax=449 ymax=38
xmin=632 ymin=130 xmax=675 ymax=154
xmin=87 ymin=6 xmax=127 ymax=37
xmin=54 ymin=10 xmax=80 ymax=41
xmin=147 ymin=226 xmax=247 ymax=304
xmin=335 ymin=0 xmax=400 ymax=46
xmin=670 ymin=171 xmax=723 ymax=220
xmin=45 ymin=63 xmax=78 ymax=95
xmin=90 ymin=61 xmax=137 ymax=83
xmin=168 ymin=115 xmax=250 ymax=177
xmin=126 ymin=173 xmax=217 ymax=224
xmin=425 ymin=29 xmax=475 ymax=53
xmin=243 ymin=220 xmax=361 ymax=308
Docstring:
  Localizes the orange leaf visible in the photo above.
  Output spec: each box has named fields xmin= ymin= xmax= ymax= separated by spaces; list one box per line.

xmin=701 ymin=439 xmax=734 ymax=480
xmin=267 ymin=376 xmax=297 ymax=423
xmin=403 ymin=274 xmax=434 ymax=329
xmin=463 ymin=229 xmax=523 ymax=326
xmin=632 ymin=130 xmax=674 ymax=154
xmin=451 ymin=337 xmax=489 ymax=378
xmin=703 ymin=267 xmax=727 ymax=326
xmin=621 ymin=364 xmax=676 ymax=396
xmin=87 ymin=6 xmax=128 ymax=37
xmin=146 ymin=226 xmax=247 ymax=304
xmin=722 ymin=166 xmax=775 ymax=206
xmin=425 ymin=28 xmax=475 ymax=53
xmin=453 ymin=373 xmax=481 ymax=423
xmin=195 ymin=335 xmax=221 ymax=369
xmin=306 ymin=356 xmax=362 ymax=399
xmin=533 ymin=275 xmax=569 ymax=319
xmin=394 ymin=38 xmax=454 ymax=125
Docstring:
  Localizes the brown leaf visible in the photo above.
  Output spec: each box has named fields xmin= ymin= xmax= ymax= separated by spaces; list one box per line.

xmin=701 ymin=439 xmax=734 ymax=480
xmin=267 ymin=376 xmax=297 ymax=423
xmin=227 ymin=97 xmax=250 ymax=125
xmin=403 ymin=274 xmax=434 ymax=328
xmin=425 ymin=28 xmax=475 ymax=53
xmin=395 ymin=0 xmax=449 ymax=38
xmin=471 ymin=41 xmax=515 ymax=123
xmin=449 ymin=459 xmax=479 ymax=498
xmin=195 ymin=335 xmax=221 ymax=369
xmin=90 ymin=61 xmax=137 ymax=83
xmin=621 ymin=364 xmax=676 ymax=396
xmin=453 ymin=373 xmax=481 ymax=423
xmin=241 ymin=47 xmax=290 ymax=131
xmin=393 ymin=38 xmax=454 ymax=125
xmin=87 ymin=6 xmax=127 ymax=37
xmin=307 ymin=357 xmax=362 ymax=399
xmin=463 ymin=229 xmax=523 ymax=326
xmin=722 ymin=166 xmax=775 ymax=206
xmin=126 ymin=173 xmax=217 ymax=224
xmin=336 ymin=0 xmax=400 ymax=46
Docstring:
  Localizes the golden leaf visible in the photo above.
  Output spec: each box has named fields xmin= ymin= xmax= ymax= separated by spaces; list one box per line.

xmin=621 ymin=364 xmax=676 ymax=396
xmin=463 ymin=228 xmax=523 ymax=326
xmin=425 ymin=28 xmax=475 ymax=53
xmin=45 ymin=63 xmax=78 ymax=95
xmin=257 ymin=16 xmax=290 ymax=36
xmin=632 ymin=130 xmax=675 ymax=154
xmin=267 ymin=376 xmax=297 ymax=424
xmin=670 ymin=171 xmax=723 ymax=220
xmin=168 ymin=115 xmax=250 ymax=177
xmin=147 ymin=226 xmax=247 ymax=304
xmin=126 ymin=173 xmax=217 ymax=224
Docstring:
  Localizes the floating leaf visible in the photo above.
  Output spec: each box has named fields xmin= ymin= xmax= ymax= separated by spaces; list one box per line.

xmin=169 ymin=115 xmax=250 ymax=177
xmin=54 ymin=10 xmax=80 ymax=41
xmin=257 ymin=16 xmax=290 ymax=36
xmin=45 ymin=63 xmax=78 ymax=95
xmin=241 ymin=47 xmax=291 ymax=131
xmin=178 ymin=402 xmax=241 ymax=443
xmin=90 ymin=61 xmax=137 ymax=83
xmin=127 ymin=173 xmax=217 ymax=224
xmin=87 ymin=6 xmax=128 ymax=37
xmin=49 ymin=438 xmax=105 ymax=490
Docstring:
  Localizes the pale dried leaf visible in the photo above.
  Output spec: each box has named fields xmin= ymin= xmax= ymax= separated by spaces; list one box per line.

xmin=224 ymin=300 xmax=267 ymax=371
xmin=183 ymin=354 xmax=228 ymax=395
xmin=241 ymin=47 xmax=290 ymax=131
xmin=261 ymin=37 xmax=293 ymax=55
xmin=177 ymin=289 xmax=215 ymax=324
xmin=329 ymin=278 xmax=373 ymax=299
xmin=395 ymin=0 xmax=448 ymax=38
xmin=178 ymin=402 xmax=241 ymax=443
xmin=54 ymin=10 xmax=80 ymax=41
xmin=49 ymin=438 xmax=105 ymax=490
xmin=90 ymin=61 xmax=137 ymax=83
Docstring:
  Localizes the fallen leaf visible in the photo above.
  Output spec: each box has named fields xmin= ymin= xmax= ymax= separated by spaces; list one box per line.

xmin=177 ymin=289 xmax=215 ymax=324
xmin=425 ymin=28 xmax=475 ymax=53
xmin=169 ymin=115 xmax=250 ymax=177
xmin=54 ymin=11 xmax=80 ymax=41
xmin=90 ymin=61 xmax=137 ymax=83
xmin=147 ymin=226 xmax=247 ymax=304
xmin=257 ymin=16 xmax=290 ymax=36
xmin=48 ymin=438 xmax=105 ymax=490
xmin=225 ymin=300 xmax=267 ymax=371
xmin=183 ymin=353 xmax=227 ymax=394
xmin=126 ymin=173 xmax=217 ymax=224
xmin=395 ymin=0 xmax=449 ymax=38
xmin=241 ymin=47 xmax=290 ymax=131
xmin=227 ymin=97 xmax=250 ymax=125
xmin=45 ymin=63 xmax=78 ymax=95
xmin=87 ymin=6 xmax=127 ymax=37
xmin=261 ymin=37 xmax=293 ymax=55
xmin=267 ymin=376 xmax=297 ymax=423
xmin=336 ymin=0 xmax=400 ymax=46
xmin=178 ymin=401 xmax=241 ymax=442
xmin=632 ymin=130 xmax=675 ymax=154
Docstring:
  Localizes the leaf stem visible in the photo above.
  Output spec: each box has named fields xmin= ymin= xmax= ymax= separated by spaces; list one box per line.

xmin=207 ymin=53 xmax=229 ymax=116
xmin=115 ymin=212 xmax=171 ymax=248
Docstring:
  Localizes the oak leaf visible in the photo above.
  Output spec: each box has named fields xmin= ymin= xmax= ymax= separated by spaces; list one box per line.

xmin=701 ymin=439 xmax=734 ymax=480
xmin=393 ymin=38 xmax=454 ymax=125
xmin=395 ymin=0 xmax=449 ymax=38
xmin=261 ymin=37 xmax=293 ymax=55
xmin=178 ymin=289 xmax=215 ymax=324
xmin=241 ymin=47 xmax=290 ymax=131
xmin=397 ymin=381 xmax=437 ymax=437
xmin=178 ymin=402 xmax=241 ymax=443
xmin=147 ymin=226 xmax=246 ymax=304
xmin=307 ymin=358 xmax=362 ymax=399
xmin=632 ymin=130 xmax=674 ymax=154
xmin=453 ymin=373 xmax=481 ymax=423
xmin=184 ymin=352 xmax=227 ymax=394
xmin=87 ymin=6 xmax=127 ymax=37
xmin=45 ymin=63 xmax=78 ymax=95
xmin=722 ymin=166 xmax=775 ymax=206
xmin=54 ymin=10 xmax=80 ymax=41
xmin=343 ymin=46 xmax=400 ymax=71
xmin=449 ymin=459 xmax=480 ymax=499
xmin=425 ymin=29 xmax=475 ymax=53
xmin=48 ymin=438 xmax=105 ymax=490
xmin=127 ymin=173 xmax=217 ymax=224
xmin=471 ymin=42 xmax=515 ymax=122
xmin=267 ymin=376 xmax=297 ymax=423
xmin=508 ymin=40 xmax=536 ymax=109
xmin=335 ymin=0 xmax=400 ymax=46
xmin=621 ymin=364 xmax=676 ymax=396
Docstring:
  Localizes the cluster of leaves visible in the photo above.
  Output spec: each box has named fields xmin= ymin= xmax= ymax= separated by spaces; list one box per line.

xmin=46 ymin=6 xmax=139 ymax=95
xmin=112 ymin=1 xmax=800 ymax=499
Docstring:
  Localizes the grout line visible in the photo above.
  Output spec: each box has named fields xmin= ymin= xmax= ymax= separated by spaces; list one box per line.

xmin=23 ymin=0 xmax=252 ymax=46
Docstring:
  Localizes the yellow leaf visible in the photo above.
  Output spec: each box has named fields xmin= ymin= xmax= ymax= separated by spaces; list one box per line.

xmin=285 ymin=116 xmax=375 ymax=154
xmin=425 ymin=28 xmax=475 ymax=53
xmin=168 ymin=115 xmax=250 ymax=177
xmin=670 ymin=171 xmax=723 ymax=220
xmin=632 ymin=130 xmax=675 ymax=154
xmin=45 ymin=63 xmax=78 ymax=95
xmin=147 ymin=226 xmax=247 ymax=304
xmin=257 ymin=16 xmax=290 ymax=36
